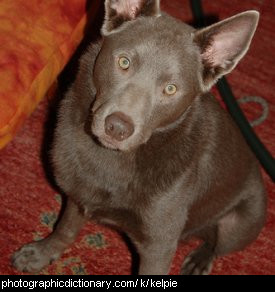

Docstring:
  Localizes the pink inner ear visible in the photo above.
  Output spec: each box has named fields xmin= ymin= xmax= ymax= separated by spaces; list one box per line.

xmin=202 ymin=19 xmax=254 ymax=68
xmin=203 ymin=32 xmax=239 ymax=68
xmin=111 ymin=0 xmax=142 ymax=19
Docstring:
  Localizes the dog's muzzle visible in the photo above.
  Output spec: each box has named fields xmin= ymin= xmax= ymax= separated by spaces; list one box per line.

xmin=104 ymin=112 xmax=134 ymax=142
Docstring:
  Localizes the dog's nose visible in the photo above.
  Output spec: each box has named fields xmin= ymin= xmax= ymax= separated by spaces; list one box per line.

xmin=105 ymin=112 xmax=134 ymax=142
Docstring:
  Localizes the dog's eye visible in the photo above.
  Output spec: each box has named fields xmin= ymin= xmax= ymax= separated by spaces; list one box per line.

xmin=164 ymin=84 xmax=177 ymax=96
xmin=118 ymin=57 xmax=130 ymax=70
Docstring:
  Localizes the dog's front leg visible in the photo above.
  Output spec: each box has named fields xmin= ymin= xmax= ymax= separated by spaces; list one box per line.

xmin=12 ymin=198 xmax=86 ymax=273
xmin=137 ymin=239 xmax=179 ymax=275
xmin=136 ymin=209 xmax=186 ymax=275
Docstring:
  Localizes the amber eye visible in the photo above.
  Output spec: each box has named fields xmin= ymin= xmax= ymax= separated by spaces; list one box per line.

xmin=118 ymin=57 xmax=130 ymax=70
xmin=164 ymin=84 xmax=177 ymax=95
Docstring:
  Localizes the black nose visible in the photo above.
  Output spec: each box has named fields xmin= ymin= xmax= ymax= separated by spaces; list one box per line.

xmin=105 ymin=112 xmax=134 ymax=142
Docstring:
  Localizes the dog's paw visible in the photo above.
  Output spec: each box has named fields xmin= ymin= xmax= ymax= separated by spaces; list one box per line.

xmin=181 ymin=245 xmax=215 ymax=275
xmin=12 ymin=242 xmax=58 ymax=273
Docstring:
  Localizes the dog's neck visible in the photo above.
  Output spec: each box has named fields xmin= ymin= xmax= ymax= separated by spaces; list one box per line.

xmin=155 ymin=104 xmax=193 ymax=134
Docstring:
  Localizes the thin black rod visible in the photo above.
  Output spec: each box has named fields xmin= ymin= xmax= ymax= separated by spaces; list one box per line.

xmin=190 ymin=0 xmax=205 ymax=27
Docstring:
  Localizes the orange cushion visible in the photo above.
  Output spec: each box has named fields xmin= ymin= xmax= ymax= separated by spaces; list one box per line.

xmin=0 ymin=0 xmax=100 ymax=149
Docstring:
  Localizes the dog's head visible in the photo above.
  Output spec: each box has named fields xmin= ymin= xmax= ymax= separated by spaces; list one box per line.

xmin=90 ymin=0 xmax=259 ymax=151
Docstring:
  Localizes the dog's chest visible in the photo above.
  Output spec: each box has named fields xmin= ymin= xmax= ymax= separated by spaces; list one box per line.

xmin=80 ymin=184 xmax=146 ymax=241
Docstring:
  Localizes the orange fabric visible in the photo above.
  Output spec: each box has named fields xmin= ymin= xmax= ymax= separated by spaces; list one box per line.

xmin=0 ymin=0 xmax=99 ymax=149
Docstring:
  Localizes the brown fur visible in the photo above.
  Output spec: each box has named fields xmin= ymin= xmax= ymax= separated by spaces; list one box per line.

xmin=13 ymin=0 xmax=266 ymax=275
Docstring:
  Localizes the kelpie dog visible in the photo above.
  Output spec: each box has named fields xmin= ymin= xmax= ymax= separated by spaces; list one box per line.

xmin=13 ymin=0 xmax=266 ymax=275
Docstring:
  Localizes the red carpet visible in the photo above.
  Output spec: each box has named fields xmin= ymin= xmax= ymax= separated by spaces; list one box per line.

xmin=0 ymin=0 xmax=274 ymax=275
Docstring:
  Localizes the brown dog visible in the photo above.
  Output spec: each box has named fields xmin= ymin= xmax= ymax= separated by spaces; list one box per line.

xmin=13 ymin=0 xmax=266 ymax=275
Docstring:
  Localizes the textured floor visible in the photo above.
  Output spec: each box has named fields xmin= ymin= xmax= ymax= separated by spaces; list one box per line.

xmin=0 ymin=0 xmax=274 ymax=275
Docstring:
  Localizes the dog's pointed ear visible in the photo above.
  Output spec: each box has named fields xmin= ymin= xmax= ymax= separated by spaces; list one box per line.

xmin=193 ymin=11 xmax=259 ymax=91
xmin=102 ymin=0 xmax=161 ymax=35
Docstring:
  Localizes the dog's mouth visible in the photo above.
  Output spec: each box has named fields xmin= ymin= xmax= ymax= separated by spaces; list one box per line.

xmin=90 ymin=113 xmax=135 ymax=152
xmin=90 ymin=110 xmax=149 ymax=152
xmin=97 ymin=135 xmax=120 ymax=151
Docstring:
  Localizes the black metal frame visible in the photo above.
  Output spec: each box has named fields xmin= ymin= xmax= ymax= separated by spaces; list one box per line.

xmin=190 ymin=0 xmax=275 ymax=181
